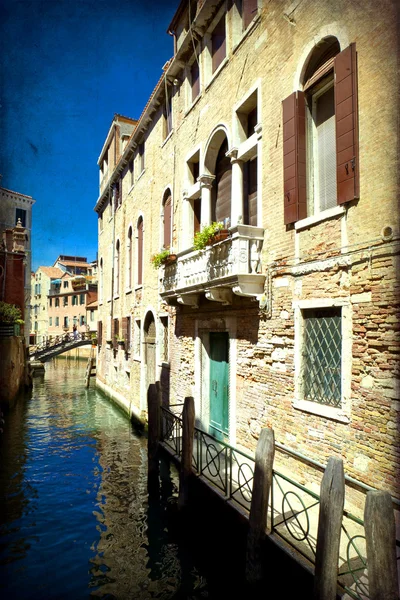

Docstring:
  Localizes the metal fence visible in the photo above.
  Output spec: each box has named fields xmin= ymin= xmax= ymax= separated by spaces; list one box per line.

xmin=159 ymin=404 xmax=399 ymax=600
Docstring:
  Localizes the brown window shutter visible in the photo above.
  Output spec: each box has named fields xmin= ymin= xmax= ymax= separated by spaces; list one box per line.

xmin=137 ymin=218 xmax=143 ymax=285
xmin=243 ymin=0 xmax=258 ymax=30
xmin=244 ymin=157 xmax=258 ymax=226
xmin=212 ymin=16 xmax=226 ymax=73
xmin=193 ymin=198 xmax=201 ymax=235
xmin=98 ymin=321 xmax=102 ymax=345
xmin=110 ymin=317 xmax=114 ymax=343
xmin=335 ymin=43 xmax=359 ymax=204
xmin=282 ymin=91 xmax=307 ymax=225
xmin=163 ymin=196 xmax=172 ymax=249
xmin=214 ymin=139 xmax=231 ymax=224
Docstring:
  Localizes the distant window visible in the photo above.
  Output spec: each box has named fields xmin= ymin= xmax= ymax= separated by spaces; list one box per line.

xmin=211 ymin=15 xmax=226 ymax=73
xmin=127 ymin=228 xmax=133 ymax=289
xmin=64 ymin=296 xmax=68 ymax=307
xmin=55 ymin=317 xmax=59 ymax=327
xmin=72 ymin=295 xmax=78 ymax=306
xmin=80 ymin=294 xmax=85 ymax=305
xmin=191 ymin=59 xmax=200 ymax=102
xmin=129 ymin=159 xmax=134 ymax=186
xmin=55 ymin=298 xmax=60 ymax=308
xmin=80 ymin=316 xmax=85 ymax=326
xmin=115 ymin=239 xmax=120 ymax=295
xmin=163 ymin=92 xmax=173 ymax=139
xmin=160 ymin=316 xmax=168 ymax=361
xmin=90 ymin=310 xmax=94 ymax=322
xmin=139 ymin=142 xmax=145 ymax=172
xmin=137 ymin=217 xmax=143 ymax=286
xmin=64 ymin=316 xmax=69 ymax=328
xmin=134 ymin=319 xmax=141 ymax=357
xmin=49 ymin=298 xmax=52 ymax=307
xmin=49 ymin=317 xmax=52 ymax=326
xmin=63 ymin=281 xmax=68 ymax=288
xmin=15 ymin=208 xmax=26 ymax=227
xmin=241 ymin=0 xmax=258 ymax=30
xmin=163 ymin=193 xmax=172 ymax=249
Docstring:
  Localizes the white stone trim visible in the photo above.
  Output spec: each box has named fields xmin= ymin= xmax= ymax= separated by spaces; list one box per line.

xmin=295 ymin=205 xmax=345 ymax=231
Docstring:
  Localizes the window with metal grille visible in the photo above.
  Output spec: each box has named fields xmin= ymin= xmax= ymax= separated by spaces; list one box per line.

xmin=302 ymin=307 xmax=342 ymax=407
xmin=160 ymin=316 xmax=168 ymax=362
xmin=15 ymin=208 xmax=26 ymax=227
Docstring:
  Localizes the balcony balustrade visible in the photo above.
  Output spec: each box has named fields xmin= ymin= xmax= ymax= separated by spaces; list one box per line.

xmin=160 ymin=225 xmax=266 ymax=306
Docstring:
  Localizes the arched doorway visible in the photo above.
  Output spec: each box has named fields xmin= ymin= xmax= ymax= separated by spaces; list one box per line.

xmin=144 ymin=312 xmax=156 ymax=393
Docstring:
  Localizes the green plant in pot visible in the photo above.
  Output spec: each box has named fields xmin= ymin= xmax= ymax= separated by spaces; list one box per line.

xmin=151 ymin=248 xmax=176 ymax=269
xmin=0 ymin=301 xmax=23 ymax=324
xmin=193 ymin=222 xmax=225 ymax=251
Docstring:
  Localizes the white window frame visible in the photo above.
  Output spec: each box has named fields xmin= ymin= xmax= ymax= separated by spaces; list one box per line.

xmin=293 ymin=298 xmax=352 ymax=423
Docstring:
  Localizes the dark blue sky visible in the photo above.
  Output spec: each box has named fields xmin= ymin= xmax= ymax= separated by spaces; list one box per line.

xmin=0 ymin=0 xmax=177 ymax=270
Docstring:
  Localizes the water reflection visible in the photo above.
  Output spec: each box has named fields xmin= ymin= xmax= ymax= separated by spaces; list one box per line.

xmin=0 ymin=359 xmax=210 ymax=599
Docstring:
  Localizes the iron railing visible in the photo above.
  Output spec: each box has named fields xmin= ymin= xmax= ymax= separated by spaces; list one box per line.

xmin=159 ymin=405 xmax=400 ymax=600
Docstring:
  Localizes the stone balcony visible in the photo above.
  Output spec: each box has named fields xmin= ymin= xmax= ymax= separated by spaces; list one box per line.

xmin=160 ymin=225 xmax=266 ymax=307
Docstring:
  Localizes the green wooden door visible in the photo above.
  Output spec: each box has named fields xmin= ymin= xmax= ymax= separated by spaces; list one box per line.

xmin=209 ymin=332 xmax=229 ymax=440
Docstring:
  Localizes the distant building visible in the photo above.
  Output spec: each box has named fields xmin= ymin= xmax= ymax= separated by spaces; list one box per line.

xmin=30 ymin=266 xmax=64 ymax=344
xmin=0 ymin=186 xmax=35 ymax=342
xmin=30 ymin=256 xmax=97 ymax=343
xmin=47 ymin=272 xmax=98 ymax=336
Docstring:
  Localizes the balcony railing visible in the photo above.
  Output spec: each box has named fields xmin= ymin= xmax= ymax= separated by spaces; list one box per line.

xmin=160 ymin=224 xmax=266 ymax=304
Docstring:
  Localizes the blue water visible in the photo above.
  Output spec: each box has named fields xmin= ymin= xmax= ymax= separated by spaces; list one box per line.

xmin=0 ymin=359 xmax=211 ymax=599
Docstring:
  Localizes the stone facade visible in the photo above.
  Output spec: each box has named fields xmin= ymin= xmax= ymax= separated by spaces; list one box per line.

xmin=95 ymin=0 xmax=399 ymax=503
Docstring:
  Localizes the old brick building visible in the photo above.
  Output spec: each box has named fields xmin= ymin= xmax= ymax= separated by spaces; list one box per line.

xmin=95 ymin=0 xmax=399 ymax=504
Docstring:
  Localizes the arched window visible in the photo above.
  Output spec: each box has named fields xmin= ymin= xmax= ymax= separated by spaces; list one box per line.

xmin=162 ymin=192 xmax=172 ymax=249
xmin=137 ymin=217 xmax=143 ymax=286
xmin=115 ymin=240 xmax=120 ymax=295
xmin=282 ymin=37 xmax=358 ymax=224
xmin=213 ymin=138 xmax=231 ymax=225
xmin=127 ymin=227 xmax=133 ymax=289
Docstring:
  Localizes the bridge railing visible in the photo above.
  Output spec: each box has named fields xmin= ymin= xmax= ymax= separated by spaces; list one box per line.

xmin=29 ymin=331 xmax=95 ymax=359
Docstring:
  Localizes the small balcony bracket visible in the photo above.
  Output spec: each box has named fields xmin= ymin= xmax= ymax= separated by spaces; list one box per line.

xmin=177 ymin=294 xmax=200 ymax=309
xmin=205 ymin=288 xmax=232 ymax=305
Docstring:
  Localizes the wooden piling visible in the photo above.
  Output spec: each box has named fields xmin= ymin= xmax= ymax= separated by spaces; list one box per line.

xmin=313 ymin=457 xmax=344 ymax=600
xmin=246 ymin=427 xmax=275 ymax=583
xmin=147 ymin=383 xmax=160 ymax=479
xmin=364 ymin=490 xmax=399 ymax=600
xmin=178 ymin=396 xmax=195 ymax=509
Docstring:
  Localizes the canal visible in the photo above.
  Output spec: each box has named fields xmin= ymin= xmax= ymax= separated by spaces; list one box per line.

xmin=0 ymin=358 xmax=256 ymax=600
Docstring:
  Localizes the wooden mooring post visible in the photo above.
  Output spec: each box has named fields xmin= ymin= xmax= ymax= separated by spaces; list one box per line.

xmin=84 ymin=357 xmax=96 ymax=388
xmin=178 ymin=396 xmax=195 ymax=510
xmin=147 ymin=383 xmax=160 ymax=481
xmin=364 ymin=490 xmax=399 ymax=600
xmin=246 ymin=427 xmax=275 ymax=583
xmin=313 ymin=456 xmax=344 ymax=600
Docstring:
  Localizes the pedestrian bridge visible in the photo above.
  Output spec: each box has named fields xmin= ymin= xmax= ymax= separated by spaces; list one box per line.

xmin=29 ymin=332 xmax=96 ymax=362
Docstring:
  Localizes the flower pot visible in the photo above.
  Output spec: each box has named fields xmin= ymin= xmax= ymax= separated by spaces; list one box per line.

xmin=212 ymin=229 xmax=229 ymax=243
xmin=163 ymin=254 xmax=177 ymax=266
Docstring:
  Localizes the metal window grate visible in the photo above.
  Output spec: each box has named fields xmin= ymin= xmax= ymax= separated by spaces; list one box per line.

xmin=302 ymin=307 xmax=342 ymax=407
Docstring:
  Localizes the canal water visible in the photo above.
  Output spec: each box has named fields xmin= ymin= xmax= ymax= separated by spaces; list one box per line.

xmin=0 ymin=359 xmax=254 ymax=600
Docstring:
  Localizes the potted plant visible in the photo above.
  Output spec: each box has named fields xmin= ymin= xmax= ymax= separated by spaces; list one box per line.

xmin=193 ymin=222 xmax=229 ymax=251
xmin=151 ymin=248 xmax=177 ymax=269
xmin=0 ymin=301 xmax=24 ymax=336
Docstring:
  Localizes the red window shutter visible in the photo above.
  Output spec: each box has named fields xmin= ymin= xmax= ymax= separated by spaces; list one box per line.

xmin=163 ymin=196 xmax=172 ymax=249
xmin=335 ymin=43 xmax=359 ymax=204
xmin=243 ymin=0 xmax=258 ymax=30
xmin=212 ymin=16 xmax=226 ymax=73
xmin=282 ymin=91 xmax=307 ymax=225
xmin=137 ymin=218 xmax=143 ymax=285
